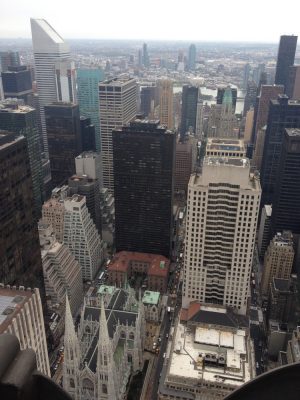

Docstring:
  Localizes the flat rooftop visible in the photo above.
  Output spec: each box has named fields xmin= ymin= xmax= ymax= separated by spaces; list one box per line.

xmin=168 ymin=321 xmax=251 ymax=386
xmin=206 ymin=138 xmax=245 ymax=152
xmin=0 ymin=286 xmax=33 ymax=333
xmin=204 ymin=157 xmax=249 ymax=167
xmin=142 ymin=290 xmax=160 ymax=305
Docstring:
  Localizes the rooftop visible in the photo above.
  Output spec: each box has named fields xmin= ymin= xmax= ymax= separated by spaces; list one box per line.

xmin=142 ymin=291 xmax=160 ymax=305
xmin=204 ymin=157 xmax=249 ymax=168
xmin=108 ymin=251 xmax=170 ymax=277
xmin=0 ymin=286 xmax=33 ymax=333
xmin=286 ymin=128 xmax=300 ymax=137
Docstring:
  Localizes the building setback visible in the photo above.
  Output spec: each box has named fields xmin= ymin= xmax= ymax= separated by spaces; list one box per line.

xmin=45 ymin=102 xmax=82 ymax=189
xmin=113 ymin=119 xmax=175 ymax=258
xmin=183 ymin=157 xmax=261 ymax=314
xmin=0 ymin=131 xmax=44 ymax=295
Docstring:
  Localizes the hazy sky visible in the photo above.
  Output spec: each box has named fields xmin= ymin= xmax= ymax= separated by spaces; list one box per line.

xmin=1 ymin=0 xmax=300 ymax=43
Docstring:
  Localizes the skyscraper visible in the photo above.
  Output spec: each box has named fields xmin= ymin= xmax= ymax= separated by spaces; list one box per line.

xmin=183 ymin=156 xmax=261 ymax=314
xmin=142 ymin=43 xmax=150 ymax=67
xmin=63 ymin=194 xmax=104 ymax=281
xmin=99 ymin=77 xmax=137 ymax=192
xmin=243 ymin=80 xmax=257 ymax=116
xmin=180 ymin=85 xmax=199 ymax=137
xmin=45 ymin=102 xmax=82 ymax=188
xmin=0 ymin=100 xmax=43 ymax=214
xmin=275 ymin=35 xmax=298 ymax=91
xmin=140 ymin=85 xmax=156 ymax=117
xmin=80 ymin=116 xmax=96 ymax=152
xmin=0 ymin=51 xmax=20 ymax=71
xmin=77 ymin=67 xmax=104 ymax=151
xmin=188 ymin=44 xmax=196 ymax=71
xmin=174 ymin=135 xmax=197 ymax=192
xmin=158 ymin=79 xmax=174 ymax=129
xmin=113 ymin=119 xmax=175 ymax=258
xmin=30 ymin=18 xmax=73 ymax=153
xmin=0 ymin=131 xmax=44 ymax=294
xmin=1 ymin=66 xmax=33 ymax=103
xmin=261 ymin=231 xmax=294 ymax=297
xmin=39 ymin=222 xmax=83 ymax=316
xmin=251 ymin=84 xmax=284 ymax=147
xmin=216 ymin=86 xmax=237 ymax=112
xmin=260 ymin=95 xmax=300 ymax=207
xmin=271 ymin=128 xmax=300 ymax=235
xmin=55 ymin=59 xmax=77 ymax=102
xmin=243 ymin=63 xmax=251 ymax=89
xmin=286 ymin=65 xmax=300 ymax=100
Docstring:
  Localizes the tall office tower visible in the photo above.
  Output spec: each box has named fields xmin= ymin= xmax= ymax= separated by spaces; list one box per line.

xmin=275 ymin=35 xmax=298 ymax=91
xmin=174 ymin=135 xmax=197 ymax=193
xmin=216 ymin=86 xmax=237 ymax=112
xmin=142 ymin=42 xmax=150 ymax=67
xmin=195 ymin=99 xmax=204 ymax=137
xmin=252 ymin=127 xmax=267 ymax=169
xmin=77 ymin=68 xmax=104 ymax=151
xmin=45 ymin=102 xmax=82 ymax=188
xmin=113 ymin=120 xmax=175 ymax=258
xmin=267 ymin=276 xmax=298 ymax=324
xmin=63 ymin=194 xmax=104 ymax=281
xmin=39 ymin=222 xmax=83 ymax=316
xmin=0 ymin=100 xmax=43 ymax=214
xmin=0 ymin=51 xmax=20 ymax=71
xmin=286 ymin=65 xmax=300 ymax=100
xmin=260 ymin=95 xmax=300 ymax=207
xmin=42 ymin=187 xmax=68 ymax=243
xmin=183 ymin=156 xmax=261 ymax=314
xmin=243 ymin=63 xmax=251 ymax=89
xmin=252 ymin=63 xmax=265 ymax=86
xmin=140 ymin=85 xmax=156 ymax=117
xmin=158 ymin=79 xmax=174 ymax=129
xmin=243 ymin=80 xmax=257 ymax=116
xmin=261 ymin=231 xmax=294 ymax=297
xmin=252 ymin=85 xmax=284 ymax=147
xmin=80 ymin=116 xmax=96 ymax=152
xmin=1 ymin=66 xmax=33 ymax=103
xmin=271 ymin=128 xmax=300 ymax=235
xmin=55 ymin=59 xmax=76 ymax=102
xmin=188 ymin=44 xmax=196 ymax=71
xmin=0 ymin=131 xmax=44 ymax=293
xmin=257 ymin=204 xmax=272 ymax=259
xmin=180 ymin=85 xmax=199 ymax=137
xmin=244 ymin=107 xmax=254 ymax=143
xmin=0 ymin=286 xmax=50 ymax=376
xmin=68 ymin=174 xmax=102 ymax=235
xmin=99 ymin=77 xmax=137 ymax=192
xmin=30 ymin=18 xmax=72 ymax=153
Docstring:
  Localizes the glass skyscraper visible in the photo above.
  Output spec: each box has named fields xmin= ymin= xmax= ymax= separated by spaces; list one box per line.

xmin=77 ymin=68 xmax=104 ymax=152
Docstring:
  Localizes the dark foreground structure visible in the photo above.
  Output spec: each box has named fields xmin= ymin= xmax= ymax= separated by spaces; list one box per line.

xmin=0 ymin=334 xmax=71 ymax=400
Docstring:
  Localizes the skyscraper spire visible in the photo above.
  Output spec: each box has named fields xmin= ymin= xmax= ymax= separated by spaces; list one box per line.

xmin=63 ymin=294 xmax=81 ymax=397
xmin=96 ymin=296 xmax=118 ymax=399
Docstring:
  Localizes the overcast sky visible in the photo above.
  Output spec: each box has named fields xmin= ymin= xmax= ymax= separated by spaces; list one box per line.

xmin=0 ymin=0 xmax=300 ymax=43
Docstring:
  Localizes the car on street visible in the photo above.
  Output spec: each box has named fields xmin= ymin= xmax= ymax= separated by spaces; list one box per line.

xmin=163 ymin=353 xmax=166 ymax=358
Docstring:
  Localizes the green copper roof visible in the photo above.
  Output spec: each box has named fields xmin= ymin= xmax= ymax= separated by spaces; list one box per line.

xmin=97 ymin=285 xmax=115 ymax=295
xmin=142 ymin=291 xmax=160 ymax=305
xmin=222 ymin=87 xmax=233 ymax=106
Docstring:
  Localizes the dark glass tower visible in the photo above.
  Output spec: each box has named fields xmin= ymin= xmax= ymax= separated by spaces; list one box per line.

xmin=142 ymin=43 xmax=150 ymax=68
xmin=243 ymin=80 xmax=257 ymax=116
xmin=275 ymin=35 xmax=298 ymax=91
xmin=45 ymin=102 xmax=82 ymax=189
xmin=180 ymin=85 xmax=199 ymax=137
xmin=140 ymin=86 xmax=156 ymax=117
xmin=80 ymin=116 xmax=96 ymax=152
xmin=1 ymin=66 xmax=33 ymax=103
xmin=260 ymin=95 xmax=300 ymax=207
xmin=0 ymin=131 xmax=44 ymax=293
xmin=188 ymin=44 xmax=196 ymax=71
xmin=113 ymin=119 xmax=175 ymax=258
xmin=0 ymin=100 xmax=43 ymax=215
xmin=271 ymin=128 xmax=300 ymax=235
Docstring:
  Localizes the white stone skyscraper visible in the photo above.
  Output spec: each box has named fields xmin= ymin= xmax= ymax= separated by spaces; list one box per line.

xmin=30 ymin=18 xmax=75 ymax=153
xmin=63 ymin=194 xmax=104 ymax=281
xmin=99 ymin=77 xmax=137 ymax=192
xmin=183 ymin=157 xmax=261 ymax=315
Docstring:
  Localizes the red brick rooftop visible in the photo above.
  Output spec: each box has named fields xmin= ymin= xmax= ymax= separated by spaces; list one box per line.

xmin=108 ymin=251 xmax=170 ymax=277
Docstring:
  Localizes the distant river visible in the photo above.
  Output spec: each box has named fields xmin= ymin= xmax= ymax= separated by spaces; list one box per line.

xmin=173 ymin=86 xmax=245 ymax=115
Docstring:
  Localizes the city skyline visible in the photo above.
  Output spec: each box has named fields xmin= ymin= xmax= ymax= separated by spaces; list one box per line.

xmin=0 ymin=0 xmax=300 ymax=43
